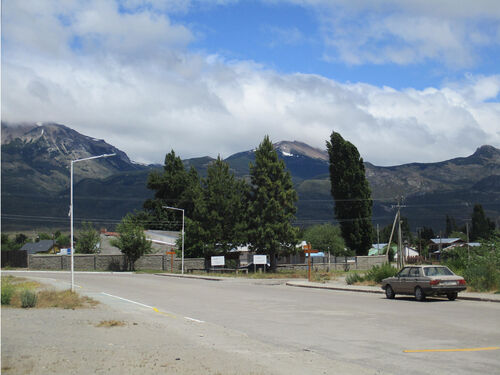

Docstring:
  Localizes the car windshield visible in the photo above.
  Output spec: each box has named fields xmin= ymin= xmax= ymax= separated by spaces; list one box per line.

xmin=424 ymin=267 xmax=454 ymax=276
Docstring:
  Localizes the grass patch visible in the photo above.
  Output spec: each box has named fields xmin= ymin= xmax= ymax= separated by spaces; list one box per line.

xmin=346 ymin=263 xmax=397 ymax=285
xmin=97 ymin=320 xmax=126 ymax=328
xmin=1 ymin=275 xmax=98 ymax=309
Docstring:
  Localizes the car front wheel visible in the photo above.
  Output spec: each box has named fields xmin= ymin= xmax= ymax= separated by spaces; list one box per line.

xmin=447 ymin=292 xmax=458 ymax=301
xmin=385 ymin=285 xmax=395 ymax=299
xmin=415 ymin=286 xmax=426 ymax=302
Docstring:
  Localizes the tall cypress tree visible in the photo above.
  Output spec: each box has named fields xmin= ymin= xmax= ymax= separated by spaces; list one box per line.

xmin=247 ymin=136 xmax=298 ymax=270
xmin=327 ymin=131 xmax=373 ymax=255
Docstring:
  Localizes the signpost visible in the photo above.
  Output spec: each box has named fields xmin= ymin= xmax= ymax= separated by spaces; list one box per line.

xmin=166 ymin=250 xmax=176 ymax=272
xmin=253 ymin=254 xmax=267 ymax=273
xmin=303 ymin=243 xmax=319 ymax=281
xmin=211 ymin=256 xmax=225 ymax=272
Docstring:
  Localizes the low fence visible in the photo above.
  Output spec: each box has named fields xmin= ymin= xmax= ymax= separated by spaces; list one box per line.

xmin=277 ymin=255 xmax=386 ymax=272
xmin=28 ymin=254 xmax=204 ymax=272
xmin=2 ymin=250 xmax=28 ymax=268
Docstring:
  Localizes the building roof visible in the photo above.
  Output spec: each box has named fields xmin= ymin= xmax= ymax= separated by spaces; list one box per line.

xmin=21 ymin=240 xmax=55 ymax=254
xmin=430 ymin=238 xmax=463 ymax=245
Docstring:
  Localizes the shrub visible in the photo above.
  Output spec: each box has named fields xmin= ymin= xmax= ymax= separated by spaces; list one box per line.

xmin=364 ymin=263 xmax=398 ymax=283
xmin=20 ymin=289 xmax=37 ymax=308
xmin=346 ymin=272 xmax=364 ymax=285
xmin=1 ymin=283 xmax=14 ymax=305
xmin=444 ymin=236 xmax=500 ymax=292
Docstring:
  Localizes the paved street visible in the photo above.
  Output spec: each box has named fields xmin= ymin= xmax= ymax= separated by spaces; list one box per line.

xmin=3 ymin=271 xmax=500 ymax=374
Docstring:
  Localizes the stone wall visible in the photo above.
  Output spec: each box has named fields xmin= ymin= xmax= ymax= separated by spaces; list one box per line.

xmin=29 ymin=254 xmax=204 ymax=272
xmin=28 ymin=254 xmax=384 ymax=272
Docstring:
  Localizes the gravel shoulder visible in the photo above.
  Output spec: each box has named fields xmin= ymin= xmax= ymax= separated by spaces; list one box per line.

xmin=1 ymin=296 xmax=374 ymax=375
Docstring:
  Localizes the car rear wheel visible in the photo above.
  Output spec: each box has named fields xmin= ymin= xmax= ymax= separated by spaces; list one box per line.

xmin=447 ymin=292 xmax=458 ymax=301
xmin=385 ymin=285 xmax=395 ymax=299
xmin=415 ymin=286 xmax=426 ymax=301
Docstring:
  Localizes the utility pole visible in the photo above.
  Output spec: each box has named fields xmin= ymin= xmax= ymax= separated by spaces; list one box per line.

xmin=377 ymin=224 xmax=380 ymax=254
xmin=389 ymin=196 xmax=406 ymax=268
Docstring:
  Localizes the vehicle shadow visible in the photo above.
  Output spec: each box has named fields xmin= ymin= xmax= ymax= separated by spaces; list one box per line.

xmin=382 ymin=296 xmax=453 ymax=303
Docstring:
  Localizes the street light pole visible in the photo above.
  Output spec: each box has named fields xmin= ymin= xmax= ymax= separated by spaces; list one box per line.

xmin=163 ymin=206 xmax=185 ymax=274
xmin=70 ymin=153 xmax=115 ymax=292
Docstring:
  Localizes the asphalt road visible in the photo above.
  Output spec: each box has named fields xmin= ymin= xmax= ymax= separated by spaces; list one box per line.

xmin=5 ymin=271 xmax=500 ymax=374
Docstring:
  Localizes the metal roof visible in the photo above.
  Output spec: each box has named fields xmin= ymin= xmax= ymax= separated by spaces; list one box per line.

xmin=20 ymin=240 xmax=55 ymax=254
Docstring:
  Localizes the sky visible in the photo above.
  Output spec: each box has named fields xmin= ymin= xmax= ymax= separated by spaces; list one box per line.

xmin=2 ymin=0 xmax=500 ymax=166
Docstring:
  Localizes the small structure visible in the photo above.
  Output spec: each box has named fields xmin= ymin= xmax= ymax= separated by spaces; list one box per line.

xmin=20 ymin=240 xmax=57 ymax=255
xmin=429 ymin=238 xmax=465 ymax=252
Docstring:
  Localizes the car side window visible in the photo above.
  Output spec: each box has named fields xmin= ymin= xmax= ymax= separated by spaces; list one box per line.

xmin=398 ymin=267 xmax=411 ymax=277
xmin=409 ymin=268 xmax=420 ymax=277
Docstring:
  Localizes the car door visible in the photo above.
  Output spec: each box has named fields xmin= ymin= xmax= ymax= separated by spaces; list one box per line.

xmin=393 ymin=267 xmax=411 ymax=293
xmin=405 ymin=267 xmax=421 ymax=293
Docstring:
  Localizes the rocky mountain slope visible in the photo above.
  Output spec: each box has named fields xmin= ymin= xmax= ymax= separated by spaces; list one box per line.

xmin=2 ymin=122 xmax=499 ymax=230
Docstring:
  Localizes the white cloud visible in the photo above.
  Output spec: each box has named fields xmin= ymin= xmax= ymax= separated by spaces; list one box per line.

xmin=280 ymin=0 xmax=500 ymax=68
xmin=2 ymin=1 xmax=499 ymax=166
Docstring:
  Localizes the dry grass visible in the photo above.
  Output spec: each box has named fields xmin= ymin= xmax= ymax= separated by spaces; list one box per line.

xmin=2 ymin=275 xmax=98 ymax=309
xmin=96 ymin=320 xmax=126 ymax=328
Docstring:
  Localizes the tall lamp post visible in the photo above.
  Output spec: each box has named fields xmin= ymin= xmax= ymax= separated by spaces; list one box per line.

xmin=163 ymin=206 xmax=185 ymax=274
xmin=70 ymin=153 xmax=115 ymax=292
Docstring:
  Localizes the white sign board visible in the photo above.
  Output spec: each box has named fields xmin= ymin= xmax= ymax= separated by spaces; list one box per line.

xmin=253 ymin=255 xmax=267 ymax=265
xmin=211 ymin=256 xmax=225 ymax=266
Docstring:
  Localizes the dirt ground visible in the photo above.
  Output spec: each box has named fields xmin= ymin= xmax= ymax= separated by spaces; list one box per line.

xmin=1 ymin=301 xmax=371 ymax=375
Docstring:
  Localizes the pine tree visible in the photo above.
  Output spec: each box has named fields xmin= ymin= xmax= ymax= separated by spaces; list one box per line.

xmin=184 ymin=157 xmax=248 ymax=257
xmin=247 ymin=136 xmax=298 ymax=270
xmin=471 ymin=204 xmax=495 ymax=241
xmin=327 ymin=131 xmax=373 ymax=255
xmin=143 ymin=150 xmax=191 ymax=230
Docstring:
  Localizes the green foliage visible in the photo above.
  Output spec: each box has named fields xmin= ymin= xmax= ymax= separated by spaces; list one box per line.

xmin=38 ymin=232 xmax=52 ymax=241
xmin=1 ymin=282 xmax=14 ymax=305
xmin=449 ymin=231 xmax=467 ymax=242
xmin=444 ymin=237 xmax=500 ymax=292
xmin=327 ymin=132 xmax=373 ymax=255
xmin=75 ymin=222 xmax=100 ymax=254
xmin=303 ymin=224 xmax=347 ymax=256
xmin=143 ymin=150 xmax=194 ymax=230
xmin=15 ymin=233 xmax=28 ymax=244
xmin=345 ymin=272 xmax=364 ymax=285
xmin=20 ymin=289 xmax=38 ymax=308
xmin=470 ymin=204 xmax=495 ymax=241
xmin=55 ymin=234 xmax=70 ymax=248
xmin=345 ymin=263 xmax=397 ymax=285
xmin=184 ymin=157 xmax=248 ymax=258
xmin=111 ymin=214 xmax=152 ymax=270
xmin=247 ymin=136 xmax=299 ymax=270
xmin=364 ymin=263 xmax=398 ymax=283
xmin=1 ymin=234 xmax=22 ymax=251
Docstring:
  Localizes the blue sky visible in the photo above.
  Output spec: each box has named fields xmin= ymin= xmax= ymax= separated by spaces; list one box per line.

xmin=2 ymin=0 xmax=500 ymax=165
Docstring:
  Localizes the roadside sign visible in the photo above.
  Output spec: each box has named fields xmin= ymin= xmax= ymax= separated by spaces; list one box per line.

xmin=253 ymin=255 xmax=267 ymax=265
xmin=211 ymin=256 xmax=225 ymax=267
xmin=166 ymin=251 xmax=176 ymax=255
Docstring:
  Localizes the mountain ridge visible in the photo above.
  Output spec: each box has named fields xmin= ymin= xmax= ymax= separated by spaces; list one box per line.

xmin=2 ymin=122 xmax=499 ymax=230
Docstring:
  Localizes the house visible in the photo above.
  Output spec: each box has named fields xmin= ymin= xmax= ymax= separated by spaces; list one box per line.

xmin=429 ymin=238 xmax=465 ymax=252
xmin=21 ymin=240 xmax=57 ymax=255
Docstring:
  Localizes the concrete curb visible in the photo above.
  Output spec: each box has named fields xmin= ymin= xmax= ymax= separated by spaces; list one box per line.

xmin=154 ymin=273 xmax=223 ymax=281
xmin=285 ymin=281 xmax=500 ymax=303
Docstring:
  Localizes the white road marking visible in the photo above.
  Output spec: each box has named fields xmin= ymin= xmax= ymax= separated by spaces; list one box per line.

xmin=101 ymin=292 xmax=154 ymax=309
xmin=184 ymin=317 xmax=205 ymax=323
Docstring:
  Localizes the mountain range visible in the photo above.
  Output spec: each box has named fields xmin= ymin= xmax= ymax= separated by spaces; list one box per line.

xmin=2 ymin=122 xmax=499 ymax=232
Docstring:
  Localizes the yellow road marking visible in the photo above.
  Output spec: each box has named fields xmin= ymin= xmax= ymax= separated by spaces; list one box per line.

xmin=404 ymin=347 xmax=499 ymax=353
xmin=152 ymin=307 xmax=177 ymax=318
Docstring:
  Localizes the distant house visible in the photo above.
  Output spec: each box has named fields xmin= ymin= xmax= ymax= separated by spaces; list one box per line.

xmin=429 ymin=238 xmax=465 ymax=252
xmin=21 ymin=240 xmax=57 ymax=255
